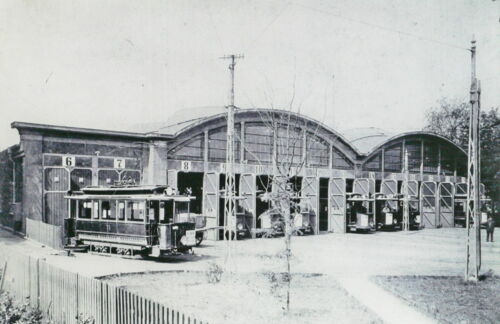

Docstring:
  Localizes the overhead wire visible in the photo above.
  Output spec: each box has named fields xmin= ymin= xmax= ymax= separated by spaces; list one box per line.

xmin=290 ymin=1 xmax=470 ymax=52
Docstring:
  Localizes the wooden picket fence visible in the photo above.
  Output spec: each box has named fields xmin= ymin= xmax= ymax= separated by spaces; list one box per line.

xmin=26 ymin=218 xmax=63 ymax=250
xmin=0 ymin=253 xmax=207 ymax=324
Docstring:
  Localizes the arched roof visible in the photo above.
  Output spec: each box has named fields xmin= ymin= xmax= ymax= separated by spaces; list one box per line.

xmin=361 ymin=130 xmax=467 ymax=161
xmin=162 ymin=107 xmax=362 ymax=160
xmin=128 ymin=107 xmax=467 ymax=161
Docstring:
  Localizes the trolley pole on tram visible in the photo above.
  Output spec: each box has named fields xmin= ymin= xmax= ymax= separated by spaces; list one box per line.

xmin=465 ymin=38 xmax=481 ymax=282
xmin=220 ymin=54 xmax=244 ymax=267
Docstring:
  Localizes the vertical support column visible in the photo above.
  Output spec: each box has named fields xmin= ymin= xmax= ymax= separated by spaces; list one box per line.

xmin=20 ymin=134 xmax=44 ymax=224
xmin=465 ymin=38 xmax=481 ymax=282
xmin=329 ymin=143 xmax=333 ymax=169
xmin=146 ymin=140 xmax=168 ymax=185
xmin=381 ymin=148 xmax=385 ymax=178
xmin=302 ymin=127 xmax=307 ymax=167
xmin=437 ymin=144 xmax=442 ymax=177
xmin=420 ymin=140 xmax=425 ymax=178
xmin=204 ymin=130 xmax=209 ymax=162
xmin=240 ymin=122 xmax=245 ymax=163
xmin=91 ymin=156 xmax=98 ymax=186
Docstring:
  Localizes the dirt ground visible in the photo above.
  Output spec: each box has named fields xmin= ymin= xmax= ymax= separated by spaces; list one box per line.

xmin=1 ymin=227 xmax=499 ymax=323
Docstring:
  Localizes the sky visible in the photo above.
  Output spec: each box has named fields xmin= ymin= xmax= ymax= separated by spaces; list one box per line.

xmin=0 ymin=0 xmax=498 ymax=150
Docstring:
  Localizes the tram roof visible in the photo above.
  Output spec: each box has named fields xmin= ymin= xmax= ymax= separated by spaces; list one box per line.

xmin=81 ymin=185 xmax=169 ymax=194
xmin=66 ymin=194 xmax=194 ymax=201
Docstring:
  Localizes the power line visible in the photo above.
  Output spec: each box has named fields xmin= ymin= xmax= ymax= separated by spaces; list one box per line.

xmin=244 ymin=1 xmax=292 ymax=54
xmin=291 ymin=1 xmax=469 ymax=52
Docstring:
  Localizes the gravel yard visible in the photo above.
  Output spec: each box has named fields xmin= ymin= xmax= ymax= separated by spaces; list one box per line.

xmin=1 ymin=227 xmax=499 ymax=323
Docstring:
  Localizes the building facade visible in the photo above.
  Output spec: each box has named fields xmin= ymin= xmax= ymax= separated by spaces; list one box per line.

xmin=0 ymin=108 xmax=468 ymax=245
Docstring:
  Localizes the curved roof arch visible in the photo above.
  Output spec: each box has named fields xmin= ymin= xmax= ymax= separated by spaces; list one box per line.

xmin=361 ymin=131 xmax=467 ymax=163
xmin=165 ymin=108 xmax=361 ymax=164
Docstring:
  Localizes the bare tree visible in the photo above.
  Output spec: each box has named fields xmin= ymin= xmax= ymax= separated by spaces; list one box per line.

xmin=233 ymin=93 xmax=329 ymax=311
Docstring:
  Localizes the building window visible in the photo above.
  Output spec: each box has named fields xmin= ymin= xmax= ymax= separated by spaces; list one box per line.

xmin=276 ymin=126 xmax=303 ymax=166
xmin=168 ymin=134 xmax=205 ymax=161
xmin=307 ymin=134 xmax=329 ymax=167
xmin=364 ymin=152 xmax=381 ymax=171
xmin=384 ymin=144 xmax=402 ymax=172
xmin=244 ymin=124 xmax=273 ymax=164
xmin=332 ymin=149 xmax=352 ymax=169
xmin=423 ymin=143 xmax=439 ymax=174
xmin=406 ymin=141 xmax=421 ymax=173
xmin=208 ymin=126 xmax=241 ymax=162
xmin=440 ymin=147 xmax=455 ymax=176
xmin=456 ymin=159 xmax=467 ymax=177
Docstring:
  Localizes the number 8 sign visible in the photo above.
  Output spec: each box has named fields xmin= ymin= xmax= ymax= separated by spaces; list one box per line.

xmin=181 ymin=161 xmax=192 ymax=172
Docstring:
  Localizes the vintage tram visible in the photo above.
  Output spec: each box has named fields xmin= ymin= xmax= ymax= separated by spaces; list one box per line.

xmin=346 ymin=178 xmax=376 ymax=233
xmin=64 ymin=185 xmax=199 ymax=258
xmin=454 ymin=183 xmax=491 ymax=228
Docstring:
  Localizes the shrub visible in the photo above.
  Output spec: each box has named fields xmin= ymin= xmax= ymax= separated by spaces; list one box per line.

xmin=0 ymin=292 xmax=44 ymax=324
xmin=206 ymin=263 xmax=224 ymax=284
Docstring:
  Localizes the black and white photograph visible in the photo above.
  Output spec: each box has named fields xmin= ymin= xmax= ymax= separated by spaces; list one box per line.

xmin=0 ymin=1 xmax=499 ymax=323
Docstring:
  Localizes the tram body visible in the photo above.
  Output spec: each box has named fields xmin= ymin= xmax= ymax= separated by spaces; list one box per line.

xmin=375 ymin=194 xmax=401 ymax=231
xmin=64 ymin=185 xmax=198 ymax=257
xmin=346 ymin=195 xmax=375 ymax=232
xmin=453 ymin=183 xmax=491 ymax=228
xmin=346 ymin=179 xmax=376 ymax=233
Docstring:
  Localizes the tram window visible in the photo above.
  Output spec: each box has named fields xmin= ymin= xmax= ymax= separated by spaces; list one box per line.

xmin=93 ymin=201 xmax=100 ymax=219
xmin=117 ymin=201 xmax=126 ymax=220
xmin=159 ymin=202 xmax=166 ymax=222
xmin=70 ymin=200 xmax=77 ymax=218
xmin=127 ymin=201 xmax=145 ymax=221
xmin=78 ymin=201 xmax=92 ymax=219
xmin=163 ymin=201 xmax=174 ymax=223
xmin=148 ymin=201 xmax=159 ymax=221
xmin=101 ymin=201 xmax=116 ymax=220
xmin=175 ymin=201 xmax=190 ymax=222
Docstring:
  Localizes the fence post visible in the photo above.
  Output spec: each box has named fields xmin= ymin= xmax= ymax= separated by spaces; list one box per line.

xmin=100 ymin=281 xmax=104 ymax=324
xmin=0 ymin=260 xmax=7 ymax=291
xmin=76 ymin=273 xmax=79 ymax=319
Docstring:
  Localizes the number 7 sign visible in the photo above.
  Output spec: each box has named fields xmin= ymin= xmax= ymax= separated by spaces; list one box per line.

xmin=114 ymin=158 xmax=125 ymax=169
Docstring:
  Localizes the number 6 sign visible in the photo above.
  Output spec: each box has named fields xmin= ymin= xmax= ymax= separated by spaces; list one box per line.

xmin=62 ymin=156 xmax=75 ymax=167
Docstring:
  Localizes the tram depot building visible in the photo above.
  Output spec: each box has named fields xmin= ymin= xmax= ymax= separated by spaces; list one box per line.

xmin=0 ymin=108 xmax=470 ymax=247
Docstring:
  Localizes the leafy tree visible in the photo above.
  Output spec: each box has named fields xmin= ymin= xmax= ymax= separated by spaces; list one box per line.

xmin=424 ymin=98 xmax=499 ymax=207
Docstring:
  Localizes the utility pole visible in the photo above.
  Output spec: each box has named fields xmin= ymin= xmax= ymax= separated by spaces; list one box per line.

xmin=402 ymin=147 xmax=410 ymax=232
xmin=220 ymin=54 xmax=244 ymax=266
xmin=465 ymin=38 xmax=481 ymax=282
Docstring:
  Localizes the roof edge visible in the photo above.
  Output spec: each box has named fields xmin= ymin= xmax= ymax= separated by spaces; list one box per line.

xmin=11 ymin=121 xmax=173 ymax=140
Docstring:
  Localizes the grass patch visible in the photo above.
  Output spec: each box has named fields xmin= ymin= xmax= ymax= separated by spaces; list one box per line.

xmin=104 ymin=270 xmax=382 ymax=324
xmin=373 ymin=274 xmax=500 ymax=323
